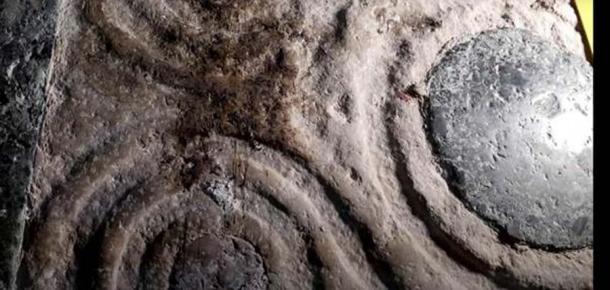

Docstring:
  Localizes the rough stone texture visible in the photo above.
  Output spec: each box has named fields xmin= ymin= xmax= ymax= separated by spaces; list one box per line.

xmin=1 ymin=0 xmax=593 ymax=289
xmin=0 ymin=0 xmax=57 ymax=288
xmin=427 ymin=28 xmax=592 ymax=249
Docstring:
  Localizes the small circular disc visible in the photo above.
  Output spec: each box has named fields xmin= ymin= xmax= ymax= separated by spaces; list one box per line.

xmin=427 ymin=28 xmax=592 ymax=249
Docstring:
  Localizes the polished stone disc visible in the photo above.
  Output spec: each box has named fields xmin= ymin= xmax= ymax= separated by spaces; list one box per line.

xmin=427 ymin=28 xmax=592 ymax=249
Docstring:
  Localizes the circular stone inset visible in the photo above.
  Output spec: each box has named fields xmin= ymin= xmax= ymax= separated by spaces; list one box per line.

xmin=426 ymin=29 xmax=592 ymax=249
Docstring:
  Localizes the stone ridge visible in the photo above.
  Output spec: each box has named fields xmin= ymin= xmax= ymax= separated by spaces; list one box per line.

xmin=0 ymin=0 xmax=58 ymax=288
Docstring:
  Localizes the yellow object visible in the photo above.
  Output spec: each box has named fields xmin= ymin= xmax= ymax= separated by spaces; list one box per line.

xmin=574 ymin=0 xmax=593 ymax=56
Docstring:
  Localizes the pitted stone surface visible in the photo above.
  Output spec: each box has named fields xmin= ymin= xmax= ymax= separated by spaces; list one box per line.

xmin=427 ymin=28 xmax=592 ymax=249
xmin=170 ymin=234 xmax=267 ymax=290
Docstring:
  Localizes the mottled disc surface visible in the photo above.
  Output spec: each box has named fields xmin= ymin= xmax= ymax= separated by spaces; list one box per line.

xmin=427 ymin=28 xmax=592 ymax=249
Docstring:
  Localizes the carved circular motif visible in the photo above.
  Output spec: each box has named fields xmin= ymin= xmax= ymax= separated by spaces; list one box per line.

xmin=427 ymin=28 xmax=593 ymax=249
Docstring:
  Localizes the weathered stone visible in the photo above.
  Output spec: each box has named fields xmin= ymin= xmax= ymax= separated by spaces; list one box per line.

xmin=2 ymin=0 xmax=594 ymax=289
xmin=0 ymin=0 xmax=57 ymax=288
xmin=169 ymin=234 xmax=267 ymax=290
xmin=427 ymin=28 xmax=592 ymax=249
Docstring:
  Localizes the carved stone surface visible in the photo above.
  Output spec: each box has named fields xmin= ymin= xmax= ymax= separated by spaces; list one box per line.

xmin=427 ymin=28 xmax=593 ymax=249
xmin=0 ymin=0 xmax=593 ymax=289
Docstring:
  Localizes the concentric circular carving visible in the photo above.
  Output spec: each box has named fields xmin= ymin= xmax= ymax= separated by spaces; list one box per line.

xmin=20 ymin=136 xmax=392 ymax=289
xmin=86 ymin=0 xmax=300 ymax=87
xmin=426 ymin=28 xmax=593 ymax=249
xmin=17 ymin=0 xmax=594 ymax=288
